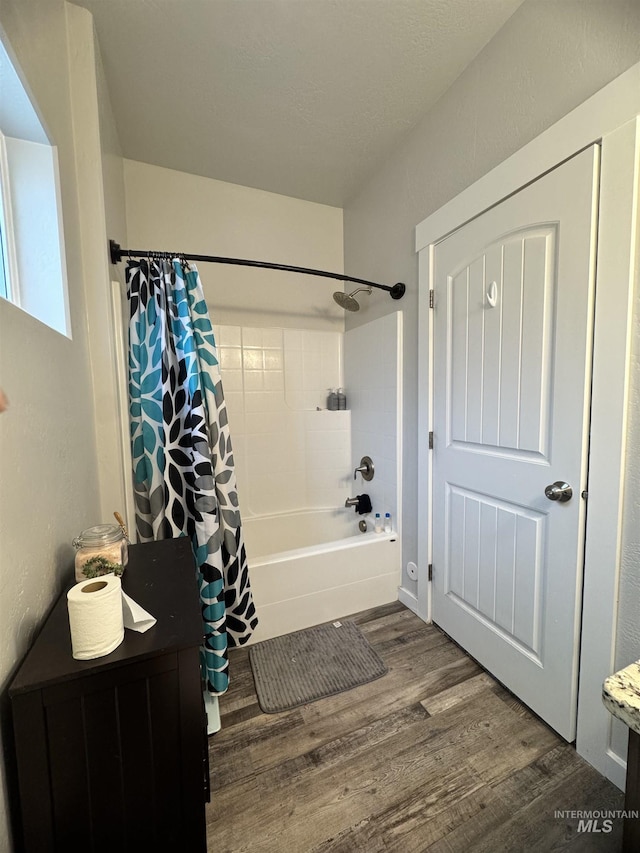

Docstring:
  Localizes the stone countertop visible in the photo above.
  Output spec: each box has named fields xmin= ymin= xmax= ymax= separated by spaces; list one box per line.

xmin=603 ymin=660 xmax=640 ymax=735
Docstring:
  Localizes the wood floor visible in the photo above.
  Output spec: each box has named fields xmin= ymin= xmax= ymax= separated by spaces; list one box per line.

xmin=207 ymin=602 xmax=624 ymax=852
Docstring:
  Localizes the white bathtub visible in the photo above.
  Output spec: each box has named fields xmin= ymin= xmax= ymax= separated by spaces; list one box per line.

xmin=243 ymin=508 xmax=401 ymax=642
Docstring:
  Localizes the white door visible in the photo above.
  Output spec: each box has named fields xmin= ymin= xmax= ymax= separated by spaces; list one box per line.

xmin=431 ymin=146 xmax=599 ymax=741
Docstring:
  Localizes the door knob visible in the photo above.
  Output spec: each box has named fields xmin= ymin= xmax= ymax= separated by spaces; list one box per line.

xmin=545 ymin=481 xmax=573 ymax=502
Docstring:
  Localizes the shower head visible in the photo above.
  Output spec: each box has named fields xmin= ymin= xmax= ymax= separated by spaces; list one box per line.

xmin=333 ymin=291 xmax=360 ymax=311
xmin=333 ymin=286 xmax=372 ymax=312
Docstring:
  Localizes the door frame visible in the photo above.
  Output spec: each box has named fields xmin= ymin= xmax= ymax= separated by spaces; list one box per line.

xmin=416 ymin=61 xmax=640 ymax=788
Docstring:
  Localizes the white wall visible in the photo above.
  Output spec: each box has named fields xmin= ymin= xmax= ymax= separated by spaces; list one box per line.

xmin=611 ymin=252 xmax=640 ymax=762
xmin=66 ymin=3 xmax=130 ymax=529
xmin=123 ymin=159 xmax=344 ymax=331
xmin=345 ymin=313 xmax=402 ymax=538
xmin=343 ymin=0 xmax=640 ymax=597
xmin=0 ymin=1 xmax=113 ymax=848
xmin=96 ymin=31 xmax=127 ymax=259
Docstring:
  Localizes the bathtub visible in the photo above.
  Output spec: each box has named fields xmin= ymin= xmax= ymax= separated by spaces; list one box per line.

xmin=243 ymin=508 xmax=401 ymax=642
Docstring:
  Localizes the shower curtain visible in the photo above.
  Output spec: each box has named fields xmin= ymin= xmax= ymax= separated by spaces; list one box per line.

xmin=126 ymin=257 xmax=258 ymax=694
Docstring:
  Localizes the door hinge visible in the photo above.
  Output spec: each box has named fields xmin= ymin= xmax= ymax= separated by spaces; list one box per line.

xmin=428 ymin=564 xmax=433 ymax=582
xmin=429 ymin=290 xmax=434 ymax=309
xmin=428 ymin=431 xmax=434 ymax=449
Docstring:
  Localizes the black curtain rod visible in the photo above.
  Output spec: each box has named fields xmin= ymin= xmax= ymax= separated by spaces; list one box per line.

xmin=109 ymin=239 xmax=405 ymax=300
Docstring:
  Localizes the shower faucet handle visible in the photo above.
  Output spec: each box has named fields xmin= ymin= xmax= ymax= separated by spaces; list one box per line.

xmin=353 ymin=455 xmax=374 ymax=481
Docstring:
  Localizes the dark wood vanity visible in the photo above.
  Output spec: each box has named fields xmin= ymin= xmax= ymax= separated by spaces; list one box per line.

xmin=9 ymin=537 xmax=209 ymax=852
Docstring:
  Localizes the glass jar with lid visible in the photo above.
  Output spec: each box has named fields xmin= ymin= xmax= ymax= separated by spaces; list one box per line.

xmin=72 ymin=524 xmax=129 ymax=583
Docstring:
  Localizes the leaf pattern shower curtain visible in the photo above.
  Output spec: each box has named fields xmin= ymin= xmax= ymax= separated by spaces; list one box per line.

xmin=127 ymin=258 xmax=258 ymax=694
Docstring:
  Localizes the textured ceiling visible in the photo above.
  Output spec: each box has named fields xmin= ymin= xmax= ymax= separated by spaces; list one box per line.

xmin=73 ymin=0 xmax=524 ymax=206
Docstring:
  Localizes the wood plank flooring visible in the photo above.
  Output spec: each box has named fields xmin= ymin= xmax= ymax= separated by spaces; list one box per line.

xmin=207 ymin=603 xmax=624 ymax=852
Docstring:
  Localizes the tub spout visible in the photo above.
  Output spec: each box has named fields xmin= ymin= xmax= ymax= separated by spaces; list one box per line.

xmin=344 ymin=494 xmax=372 ymax=514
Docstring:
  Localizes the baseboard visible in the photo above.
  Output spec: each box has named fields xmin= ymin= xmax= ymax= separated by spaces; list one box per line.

xmin=603 ymin=748 xmax=627 ymax=792
xmin=398 ymin=585 xmax=419 ymax=615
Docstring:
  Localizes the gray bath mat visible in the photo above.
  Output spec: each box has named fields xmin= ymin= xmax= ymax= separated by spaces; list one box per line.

xmin=249 ymin=620 xmax=387 ymax=714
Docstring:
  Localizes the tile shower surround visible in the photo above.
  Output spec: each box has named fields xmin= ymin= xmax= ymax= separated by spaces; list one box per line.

xmin=213 ymin=324 xmax=351 ymax=517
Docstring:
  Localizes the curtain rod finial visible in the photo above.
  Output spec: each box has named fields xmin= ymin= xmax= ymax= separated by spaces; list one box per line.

xmin=390 ymin=283 xmax=406 ymax=300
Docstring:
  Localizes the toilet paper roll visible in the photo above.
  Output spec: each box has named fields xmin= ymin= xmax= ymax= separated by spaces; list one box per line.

xmin=67 ymin=575 xmax=125 ymax=660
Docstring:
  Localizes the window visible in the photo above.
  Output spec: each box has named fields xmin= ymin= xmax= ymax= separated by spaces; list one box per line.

xmin=0 ymin=34 xmax=70 ymax=336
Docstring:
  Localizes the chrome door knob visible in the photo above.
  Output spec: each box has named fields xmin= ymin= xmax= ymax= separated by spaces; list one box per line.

xmin=545 ymin=481 xmax=573 ymax=502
